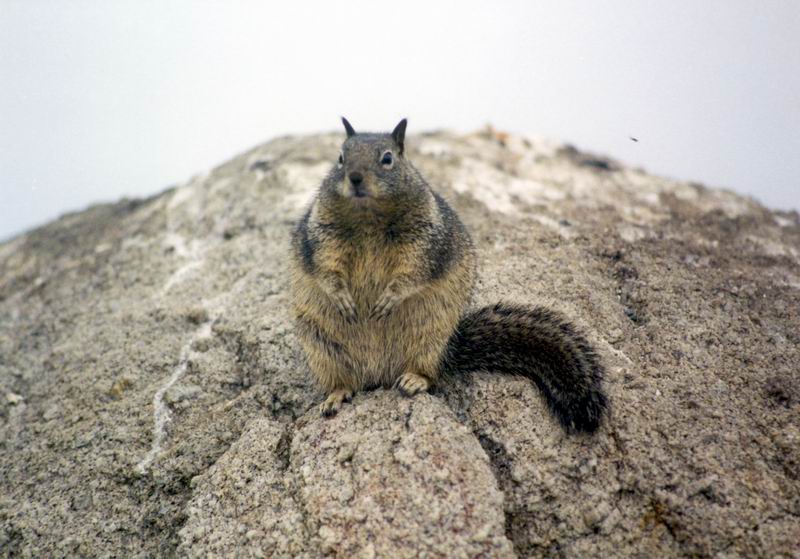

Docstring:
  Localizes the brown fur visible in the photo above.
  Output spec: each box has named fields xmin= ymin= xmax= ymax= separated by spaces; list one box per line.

xmin=291 ymin=196 xmax=474 ymax=414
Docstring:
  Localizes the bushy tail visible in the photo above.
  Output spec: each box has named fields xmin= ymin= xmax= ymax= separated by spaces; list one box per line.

xmin=443 ymin=303 xmax=607 ymax=433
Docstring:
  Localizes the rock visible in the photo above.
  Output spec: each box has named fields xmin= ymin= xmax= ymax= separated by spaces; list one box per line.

xmin=1 ymin=130 xmax=798 ymax=557
xmin=292 ymin=392 xmax=511 ymax=558
xmin=42 ymin=404 xmax=62 ymax=421
xmin=163 ymin=383 xmax=204 ymax=407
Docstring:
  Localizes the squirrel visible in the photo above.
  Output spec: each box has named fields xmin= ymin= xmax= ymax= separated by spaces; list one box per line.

xmin=290 ymin=118 xmax=607 ymax=432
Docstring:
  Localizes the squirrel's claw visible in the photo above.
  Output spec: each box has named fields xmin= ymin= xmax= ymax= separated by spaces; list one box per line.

xmin=330 ymin=290 xmax=358 ymax=323
xmin=370 ymin=292 xmax=399 ymax=320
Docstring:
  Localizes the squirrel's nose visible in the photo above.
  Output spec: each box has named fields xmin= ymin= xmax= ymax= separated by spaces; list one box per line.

xmin=349 ymin=172 xmax=363 ymax=186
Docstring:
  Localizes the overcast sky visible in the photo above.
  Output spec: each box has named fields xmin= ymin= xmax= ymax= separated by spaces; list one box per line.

xmin=2 ymin=1 xmax=798 ymax=241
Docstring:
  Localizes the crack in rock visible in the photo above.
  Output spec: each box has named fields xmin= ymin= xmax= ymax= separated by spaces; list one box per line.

xmin=476 ymin=431 xmax=523 ymax=555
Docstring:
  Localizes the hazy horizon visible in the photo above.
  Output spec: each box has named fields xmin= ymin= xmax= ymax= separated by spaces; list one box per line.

xmin=2 ymin=1 xmax=798 ymax=242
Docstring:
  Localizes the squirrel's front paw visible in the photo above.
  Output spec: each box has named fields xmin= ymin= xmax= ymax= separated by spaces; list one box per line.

xmin=329 ymin=289 xmax=357 ymax=322
xmin=370 ymin=290 xmax=402 ymax=320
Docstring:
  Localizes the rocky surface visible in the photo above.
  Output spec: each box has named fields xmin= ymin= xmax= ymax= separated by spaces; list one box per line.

xmin=1 ymin=128 xmax=798 ymax=557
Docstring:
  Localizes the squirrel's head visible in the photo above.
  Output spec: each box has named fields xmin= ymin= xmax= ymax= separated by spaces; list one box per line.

xmin=328 ymin=118 xmax=415 ymax=208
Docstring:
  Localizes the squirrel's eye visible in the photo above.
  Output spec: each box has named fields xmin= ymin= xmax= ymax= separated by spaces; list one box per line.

xmin=337 ymin=152 xmax=344 ymax=166
xmin=381 ymin=151 xmax=393 ymax=167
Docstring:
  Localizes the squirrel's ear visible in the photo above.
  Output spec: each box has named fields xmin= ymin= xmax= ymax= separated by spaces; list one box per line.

xmin=341 ymin=117 xmax=356 ymax=138
xmin=392 ymin=118 xmax=407 ymax=154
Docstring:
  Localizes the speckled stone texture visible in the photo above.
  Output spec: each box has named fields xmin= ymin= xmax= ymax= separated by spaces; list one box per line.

xmin=1 ymin=129 xmax=798 ymax=557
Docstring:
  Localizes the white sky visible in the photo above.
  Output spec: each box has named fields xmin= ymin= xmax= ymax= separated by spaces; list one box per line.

xmin=1 ymin=1 xmax=798 ymax=241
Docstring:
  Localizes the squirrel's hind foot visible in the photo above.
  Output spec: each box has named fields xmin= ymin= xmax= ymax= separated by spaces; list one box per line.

xmin=395 ymin=372 xmax=431 ymax=397
xmin=320 ymin=388 xmax=354 ymax=417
